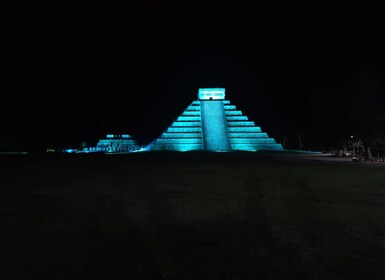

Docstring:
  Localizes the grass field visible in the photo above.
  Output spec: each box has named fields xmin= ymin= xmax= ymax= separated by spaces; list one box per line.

xmin=1 ymin=152 xmax=385 ymax=280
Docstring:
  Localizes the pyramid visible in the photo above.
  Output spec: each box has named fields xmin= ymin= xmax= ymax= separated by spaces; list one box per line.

xmin=149 ymin=88 xmax=283 ymax=152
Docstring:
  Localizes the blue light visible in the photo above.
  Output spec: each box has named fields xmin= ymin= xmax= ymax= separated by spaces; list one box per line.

xmin=156 ymin=138 xmax=202 ymax=144
xmin=183 ymin=111 xmax=201 ymax=116
xmin=64 ymin=149 xmax=77 ymax=153
xmin=173 ymin=121 xmax=201 ymax=127
xmin=162 ymin=132 xmax=202 ymax=138
xmin=229 ymin=132 xmax=268 ymax=137
xmin=168 ymin=127 xmax=201 ymax=132
xmin=227 ymin=121 xmax=255 ymax=126
xmin=224 ymin=105 xmax=236 ymax=110
xmin=225 ymin=110 xmax=243 ymax=115
xmin=200 ymin=100 xmax=232 ymax=151
xmin=230 ymin=138 xmax=276 ymax=144
xmin=149 ymin=88 xmax=283 ymax=152
xmin=198 ymin=88 xmax=226 ymax=100
xmin=75 ymin=133 xmax=141 ymax=153
xmin=226 ymin=116 xmax=249 ymax=121
xmin=177 ymin=116 xmax=201 ymax=121
xmin=228 ymin=127 xmax=262 ymax=132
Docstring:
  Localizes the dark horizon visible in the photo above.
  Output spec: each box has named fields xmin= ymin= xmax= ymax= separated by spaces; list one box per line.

xmin=1 ymin=2 xmax=385 ymax=152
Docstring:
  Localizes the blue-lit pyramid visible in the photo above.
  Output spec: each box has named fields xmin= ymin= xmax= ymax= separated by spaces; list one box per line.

xmin=149 ymin=88 xmax=283 ymax=152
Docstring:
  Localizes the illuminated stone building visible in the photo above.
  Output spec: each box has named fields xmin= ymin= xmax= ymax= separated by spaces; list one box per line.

xmin=84 ymin=134 xmax=140 ymax=153
xmin=149 ymin=88 xmax=283 ymax=152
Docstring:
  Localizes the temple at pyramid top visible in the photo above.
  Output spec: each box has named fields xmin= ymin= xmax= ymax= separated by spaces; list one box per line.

xmin=198 ymin=88 xmax=225 ymax=100
xmin=149 ymin=88 xmax=284 ymax=152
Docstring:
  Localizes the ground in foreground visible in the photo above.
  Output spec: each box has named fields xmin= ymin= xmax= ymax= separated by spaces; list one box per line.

xmin=1 ymin=152 xmax=385 ymax=279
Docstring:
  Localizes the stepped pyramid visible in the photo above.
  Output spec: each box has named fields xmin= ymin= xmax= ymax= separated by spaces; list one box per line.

xmin=149 ymin=88 xmax=283 ymax=152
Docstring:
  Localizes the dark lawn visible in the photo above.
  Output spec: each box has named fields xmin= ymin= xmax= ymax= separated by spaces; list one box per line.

xmin=1 ymin=152 xmax=385 ymax=279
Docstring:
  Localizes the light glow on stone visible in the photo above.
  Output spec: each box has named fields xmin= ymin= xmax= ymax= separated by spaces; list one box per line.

xmin=149 ymin=88 xmax=283 ymax=152
xmin=200 ymin=100 xmax=232 ymax=151
xmin=198 ymin=88 xmax=226 ymax=100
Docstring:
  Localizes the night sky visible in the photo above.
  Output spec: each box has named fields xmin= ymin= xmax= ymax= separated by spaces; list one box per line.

xmin=1 ymin=1 xmax=384 ymax=152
